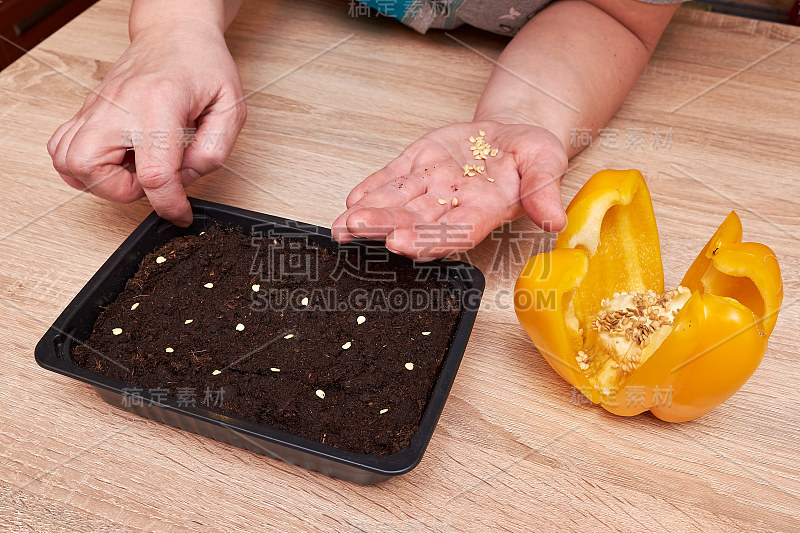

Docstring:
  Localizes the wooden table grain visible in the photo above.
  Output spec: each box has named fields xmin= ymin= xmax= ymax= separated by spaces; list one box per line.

xmin=1 ymin=1 xmax=799 ymax=531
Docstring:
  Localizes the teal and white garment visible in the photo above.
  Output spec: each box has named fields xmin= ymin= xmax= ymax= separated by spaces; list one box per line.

xmin=353 ymin=0 xmax=684 ymax=35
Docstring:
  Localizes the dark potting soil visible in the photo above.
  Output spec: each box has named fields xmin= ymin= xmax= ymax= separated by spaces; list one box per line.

xmin=72 ymin=225 xmax=463 ymax=456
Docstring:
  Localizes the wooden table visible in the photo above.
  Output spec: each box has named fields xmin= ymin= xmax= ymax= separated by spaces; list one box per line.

xmin=1 ymin=1 xmax=799 ymax=530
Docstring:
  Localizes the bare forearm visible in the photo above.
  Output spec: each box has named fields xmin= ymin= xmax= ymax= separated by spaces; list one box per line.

xmin=129 ymin=0 xmax=243 ymax=39
xmin=474 ymin=0 xmax=678 ymax=157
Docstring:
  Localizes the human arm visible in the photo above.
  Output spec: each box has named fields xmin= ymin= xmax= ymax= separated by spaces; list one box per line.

xmin=332 ymin=0 xmax=680 ymax=260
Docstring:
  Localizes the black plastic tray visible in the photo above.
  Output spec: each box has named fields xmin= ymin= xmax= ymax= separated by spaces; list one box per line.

xmin=34 ymin=198 xmax=484 ymax=484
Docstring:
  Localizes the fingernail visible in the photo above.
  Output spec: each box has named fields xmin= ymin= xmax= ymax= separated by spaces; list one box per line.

xmin=385 ymin=243 xmax=403 ymax=256
xmin=335 ymin=233 xmax=356 ymax=244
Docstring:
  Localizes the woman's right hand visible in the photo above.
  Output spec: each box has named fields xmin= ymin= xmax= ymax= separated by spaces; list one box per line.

xmin=47 ymin=18 xmax=247 ymax=226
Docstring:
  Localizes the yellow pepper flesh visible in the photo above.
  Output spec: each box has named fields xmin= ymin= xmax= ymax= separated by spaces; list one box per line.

xmin=514 ymin=170 xmax=783 ymax=422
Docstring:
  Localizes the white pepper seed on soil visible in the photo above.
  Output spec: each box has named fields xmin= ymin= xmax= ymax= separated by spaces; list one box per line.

xmin=156 ymin=256 xmax=166 ymax=264
xmin=165 ymin=347 xmax=174 ymax=353
xmin=342 ymin=341 xmax=352 ymax=350
xmin=252 ymin=284 xmax=260 ymax=292
xmin=357 ymin=315 xmax=366 ymax=325
xmin=316 ymin=389 xmax=325 ymax=399
xmin=301 ymin=297 xmax=309 ymax=306
xmin=284 ymin=333 xmax=294 ymax=339
xmin=204 ymin=282 xmax=214 ymax=289
xmin=270 ymin=367 xmax=280 ymax=372
xmin=405 ymin=362 xmax=414 ymax=370
xmin=421 ymin=331 xmax=431 ymax=336
xmin=130 ymin=303 xmax=139 ymax=311
xmin=379 ymin=408 xmax=389 ymax=414
xmin=112 ymin=328 xmax=122 ymax=336
xmin=212 ymin=369 xmax=221 ymax=375
xmin=235 ymin=323 xmax=245 ymax=331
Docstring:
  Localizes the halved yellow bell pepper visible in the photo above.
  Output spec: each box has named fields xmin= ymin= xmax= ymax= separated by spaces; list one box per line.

xmin=514 ymin=169 xmax=782 ymax=422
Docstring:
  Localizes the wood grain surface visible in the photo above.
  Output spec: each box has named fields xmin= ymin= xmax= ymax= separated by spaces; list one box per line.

xmin=1 ymin=1 xmax=799 ymax=531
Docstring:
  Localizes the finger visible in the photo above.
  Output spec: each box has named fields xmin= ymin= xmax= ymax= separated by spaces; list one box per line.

xmin=387 ymin=205 xmax=497 ymax=261
xmin=517 ymin=149 xmax=568 ymax=232
xmin=332 ymin=167 xmax=423 ymax=243
xmin=349 ymin=190 xmax=456 ymax=241
xmin=64 ymin=122 xmax=144 ymax=203
xmin=47 ymin=117 xmax=92 ymax=192
xmin=332 ymin=172 xmax=428 ymax=240
xmin=57 ymin=171 xmax=88 ymax=192
xmin=134 ymin=113 xmax=193 ymax=226
xmin=331 ymin=208 xmax=362 ymax=244
xmin=335 ymin=205 xmax=423 ymax=243
xmin=49 ymin=117 xmax=95 ymax=191
xmin=355 ymin=173 xmax=428 ymax=209
xmin=385 ymin=173 xmax=513 ymax=260
xmin=345 ymin=155 xmax=414 ymax=208
xmin=519 ymin=170 xmax=566 ymax=232
xmin=51 ymin=117 xmax=85 ymax=182
xmin=179 ymin=90 xmax=247 ymax=187
xmin=47 ymin=118 xmax=76 ymax=162
xmin=341 ymin=157 xmax=482 ymax=244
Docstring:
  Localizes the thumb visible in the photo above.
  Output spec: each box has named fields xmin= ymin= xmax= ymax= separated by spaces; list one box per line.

xmin=518 ymin=151 xmax=568 ymax=233
xmin=134 ymin=115 xmax=193 ymax=227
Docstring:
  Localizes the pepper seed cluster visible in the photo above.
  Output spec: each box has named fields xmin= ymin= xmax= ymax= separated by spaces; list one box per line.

xmin=439 ymin=130 xmax=500 ymax=207
xmin=593 ymin=290 xmax=680 ymax=340
xmin=578 ymin=287 xmax=689 ymax=374
xmin=463 ymin=130 xmax=498 ymax=182
xmin=469 ymin=131 xmax=499 ymax=161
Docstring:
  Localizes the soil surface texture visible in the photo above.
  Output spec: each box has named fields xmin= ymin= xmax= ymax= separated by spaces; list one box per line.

xmin=73 ymin=225 xmax=463 ymax=456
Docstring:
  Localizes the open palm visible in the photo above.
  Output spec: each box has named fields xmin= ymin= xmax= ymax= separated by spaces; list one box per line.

xmin=332 ymin=121 xmax=568 ymax=260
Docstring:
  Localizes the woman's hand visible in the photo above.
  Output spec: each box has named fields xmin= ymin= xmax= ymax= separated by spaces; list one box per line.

xmin=47 ymin=19 xmax=246 ymax=226
xmin=332 ymin=120 xmax=568 ymax=261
